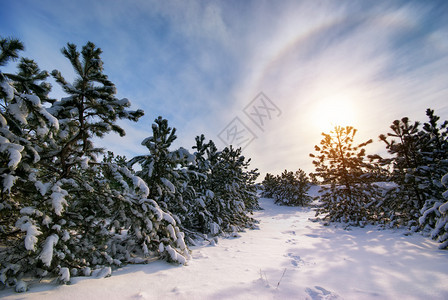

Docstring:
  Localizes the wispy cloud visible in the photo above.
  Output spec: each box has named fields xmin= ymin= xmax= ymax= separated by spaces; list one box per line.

xmin=1 ymin=0 xmax=447 ymax=177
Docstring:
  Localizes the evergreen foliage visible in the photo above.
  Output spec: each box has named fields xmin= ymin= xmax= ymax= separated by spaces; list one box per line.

xmin=129 ymin=124 xmax=260 ymax=238
xmin=309 ymin=109 xmax=448 ymax=248
xmin=1 ymin=39 xmax=260 ymax=289
xmin=416 ymin=110 xmax=448 ymax=237
xmin=206 ymin=145 xmax=259 ymax=232
xmin=261 ymin=173 xmax=277 ymax=199
xmin=0 ymin=38 xmax=24 ymax=67
xmin=186 ymin=135 xmax=228 ymax=236
xmin=1 ymin=36 xmax=62 ymax=286
xmin=377 ymin=110 xmax=448 ymax=228
xmin=377 ymin=117 xmax=426 ymax=227
xmin=419 ymin=173 xmax=448 ymax=249
xmin=4 ymin=58 xmax=54 ymax=103
xmin=262 ymin=169 xmax=312 ymax=206
xmin=128 ymin=117 xmax=197 ymax=232
xmin=310 ymin=126 xmax=382 ymax=226
xmin=49 ymin=42 xmax=144 ymax=177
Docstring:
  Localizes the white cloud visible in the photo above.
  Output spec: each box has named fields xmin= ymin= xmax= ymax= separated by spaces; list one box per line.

xmin=3 ymin=0 xmax=448 ymax=178
xmin=225 ymin=1 xmax=448 ymax=176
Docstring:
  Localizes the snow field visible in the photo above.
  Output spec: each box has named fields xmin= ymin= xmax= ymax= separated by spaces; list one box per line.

xmin=1 ymin=196 xmax=447 ymax=299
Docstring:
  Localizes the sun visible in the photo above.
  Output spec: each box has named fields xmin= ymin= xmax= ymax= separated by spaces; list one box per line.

xmin=312 ymin=96 xmax=357 ymax=133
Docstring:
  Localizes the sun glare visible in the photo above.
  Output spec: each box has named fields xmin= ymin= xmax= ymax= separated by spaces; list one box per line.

xmin=312 ymin=97 xmax=357 ymax=133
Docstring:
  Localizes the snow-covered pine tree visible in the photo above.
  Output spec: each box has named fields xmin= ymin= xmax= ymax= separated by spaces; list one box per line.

xmin=1 ymin=40 xmax=189 ymax=288
xmin=293 ymin=169 xmax=312 ymax=207
xmin=273 ymin=169 xmax=312 ymax=206
xmin=22 ymin=41 xmax=150 ymax=278
xmin=206 ymin=145 xmax=259 ymax=233
xmin=95 ymin=152 xmax=191 ymax=265
xmin=419 ymin=172 xmax=448 ymax=249
xmin=183 ymin=135 xmax=260 ymax=237
xmin=276 ymin=171 xmax=295 ymax=205
xmin=128 ymin=118 xmax=230 ymax=244
xmin=129 ymin=127 xmax=259 ymax=239
xmin=4 ymin=57 xmax=54 ymax=104
xmin=0 ymin=37 xmax=60 ymax=286
xmin=49 ymin=42 xmax=144 ymax=177
xmin=419 ymin=109 xmax=448 ymax=195
xmin=261 ymin=173 xmax=277 ymax=198
xmin=42 ymin=43 xmax=189 ymax=271
xmin=128 ymin=117 xmax=195 ymax=226
xmin=185 ymin=134 xmax=224 ymax=236
xmin=417 ymin=110 xmax=448 ymax=241
xmin=378 ymin=116 xmax=429 ymax=227
xmin=310 ymin=126 xmax=382 ymax=226
xmin=240 ymin=162 xmax=260 ymax=211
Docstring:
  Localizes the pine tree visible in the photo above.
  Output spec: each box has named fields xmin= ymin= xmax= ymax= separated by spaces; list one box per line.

xmin=94 ymin=152 xmax=191 ymax=265
xmin=240 ymin=163 xmax=260 ymax=211
xmin=49 ymin=42 xmax=144 ymax=177
xmin=261 ymin=173 xmax=277 ymax=198
xmin=378 ymin=114 xmax=441 ymax=227
xmin=128 ymin=117 xmax=195 ymax=226
xmin=419 ymin=172 xmax=448 ymax=249
xmin=419 ymin=110 xmax=448 ymax=204
xmin=42 ymin=43 xmax=189 ymax=271
xmin=290 ymin=169 xmax=312 ymax=206
xmin=417 ymin=110 xmax=448 ymax=240
xmin=380 ymin=117 xmax=426 ymax=226
xmin=186 ymin=135 xmax=224 ymax=236
xmin=310 ymin=126 xmax=382 ymax=226
xmin=0 ymin=41 xmax=190 ymax=288
xmin=4 ymin=57 xmax=54 ymax=104
xmin=0 ymin=37 xmax=24 ymax=67
xmin=206 ymin=145 xmax=259 ymax=233
xmin=263 ymin=169 xmax=311 ymax=206
xmin=29 ymin=41 xmax=150 ymax=274
xmin=128 ymin=120 xmax=260 ymax=238
xmin=1 ymin=37 xmax=60 ymax=286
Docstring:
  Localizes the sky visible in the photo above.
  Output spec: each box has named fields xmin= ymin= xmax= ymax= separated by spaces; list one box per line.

xmin=1 ymin=0 xmax=448 ymax=178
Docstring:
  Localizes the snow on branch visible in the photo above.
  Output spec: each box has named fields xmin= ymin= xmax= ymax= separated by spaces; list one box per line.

xmin=39 ymin=234 xmax=59 ymax=267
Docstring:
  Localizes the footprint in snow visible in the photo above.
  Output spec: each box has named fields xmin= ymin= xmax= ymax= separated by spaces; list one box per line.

xmin=286 ymin=253 xmax=316 ymax=268
xmin=305 ymin=234 xmax=319 ymax=238
xmin=132 ymin=291 xmax=149 ymax=299
xmin=305 ymin=234 xmax=330 ymax=239
xmin=282 ymin=230 xmax=296 ymax=235
xmin=286 ymin=253 xmax=304 ymax=267
xmin=305 ymin=286 xmax=341 ymax=300
xmin=286 ymin=238 xmax=297 ymax=245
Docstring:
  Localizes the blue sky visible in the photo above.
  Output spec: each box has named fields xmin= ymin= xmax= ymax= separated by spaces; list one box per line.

xmin=1 ymin=0 xmax=448 ymax=177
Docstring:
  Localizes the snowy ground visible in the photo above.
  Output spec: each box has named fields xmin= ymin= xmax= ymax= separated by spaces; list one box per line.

xmin=2 ymin=191 xmax=448 ymax=299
